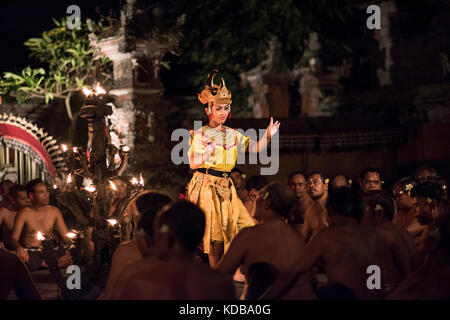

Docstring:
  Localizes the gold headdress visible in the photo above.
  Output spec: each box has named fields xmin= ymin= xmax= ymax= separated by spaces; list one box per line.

xmin=198 ymin=70 xmax=232 ymax=112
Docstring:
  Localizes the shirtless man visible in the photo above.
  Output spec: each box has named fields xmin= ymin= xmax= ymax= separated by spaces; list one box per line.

xmin=262 ymin=188 xmax=399 ymax=300
xmin=362 ymin=190 xmax=420 ymax=284
xmin=217 ymin=182 xmax=315 ymax=300
xmin=411 ymin=182 xmax=447 ymax=256
xmin=112 ymin=201 xmax=236 ymax=300
xmin=231 ymin=167 xmax=249 ymax=203
xmin=359 ymin=168 xmax=383 ymax=194
xmin=0 ymin=185 xmax=31 ymax=250
xmin=286 ymin=171 xmax=309 ymax=228
xmin=244 ymin=175 xmax=268 ymax=221
xmin=98 ymin=191 xmax=172 ymax=300
xmin=387 ymin=209 xmax=450 ymax=299
xmin=10 ymin=179 xmax=71 ymax=270
xmin=0 ymin=180 xmax=15 ymax=210
xmin=301 ymin=172 xmax=329 ymax=241
xmin=392 ymin=177 xmax=425 ymax=239
xmin=330 ymin=174 xmax=350 ymax=190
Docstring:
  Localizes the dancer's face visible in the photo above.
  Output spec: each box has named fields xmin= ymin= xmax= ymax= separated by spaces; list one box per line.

xmin=205 ymin=103 xmax=230 ymax=124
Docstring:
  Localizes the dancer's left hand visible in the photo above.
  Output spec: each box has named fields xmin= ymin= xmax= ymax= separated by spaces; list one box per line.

xmin=266 ymin=117 xmax=280 ymax=139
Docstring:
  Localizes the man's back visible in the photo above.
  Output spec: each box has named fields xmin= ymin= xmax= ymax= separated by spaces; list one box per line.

xmin=0 ymin=207 xmax=17 ymax=248
xmin=119 ymin=258 xmax=236 ymax=300
xmin=313 ymin=225 xmax=396 ymax=299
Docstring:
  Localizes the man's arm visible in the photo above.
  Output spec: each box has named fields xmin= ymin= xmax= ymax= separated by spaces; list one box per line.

xmin=216 ymin=229 xmax=249 ymax=276
xmin=10 ymin=209 xmax=29 ymax=262
xmin=260 ymin=230 xmax=326 ymax=299
xmin=53 ymin=207 xmax=70 ymax=243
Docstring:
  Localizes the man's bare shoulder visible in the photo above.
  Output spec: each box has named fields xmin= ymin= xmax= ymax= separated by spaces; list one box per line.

xmin=0 ymin=206 xmax=11 ymax=216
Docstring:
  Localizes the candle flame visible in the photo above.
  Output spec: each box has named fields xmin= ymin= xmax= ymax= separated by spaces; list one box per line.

xmin=122 ymin=145 xmax=130 ymax=152
xmin=85 ymin=185 xmax=96 ymax=192
xmin=95 ymin=82 xmax=106 ymax=95
xmin=66 ymin=232 xmax=76 ymax=239
xmin=82 ymin=87 xmax=93 ymax=96
xmin=139 ymin=173 xmax=144 ymax=186
xmin=109 ymin=180 xmax=117 ymax=191
xmin=53 ymin=184 xmax=57 ymax=190
xmin=106 ymin=219 xmax=118 ymax=226
xmin=61 ymin=144 xmax=68 ymax=152
xmin=67 ymin=173 xmax=72 ymax=184
xmin=131 ymin=177 xmax=139 ymax=185
xmin=37 ymin=231 xmax=45 ymax=240
xmin=73 ymin=147 xmax=79 ymax=153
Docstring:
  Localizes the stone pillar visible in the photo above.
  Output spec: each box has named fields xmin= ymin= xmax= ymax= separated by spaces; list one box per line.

xmin=91 ymin=1 xmax=171 ymax=172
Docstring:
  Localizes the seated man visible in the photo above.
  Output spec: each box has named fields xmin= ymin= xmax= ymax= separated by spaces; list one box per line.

xmin=0 ymin=185 xmax=31 ymax=250
xmin=0 ymin=180 xmax=15 ymax=210
xmin=262 ymin=188 xmax=400 ymax=300
xmin=10 ymin=179 xmax=71 ymax=271
xmin=244 ymin=175 xmax=268 ymax=221
xmin=217 ymin=182 xmax=315 ymax=300
xmin=387 ymin=211 xmax=450 ymax=299
xmin=98 ymin=191 xmax=172 ymax=300
xmin=362 ymin=190 xmax=420 ymax=286
xmin=112 ymin=201 xmax=236 ymax=300
xmin=0 ymin=249 xmax=41 ymax=300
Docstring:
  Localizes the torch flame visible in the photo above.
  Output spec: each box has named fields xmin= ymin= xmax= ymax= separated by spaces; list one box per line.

xmin=85 ymin=185 xmax=96 ymax=192
xmin=106 ymin=219 xmax=118 ymax=226
xmin=61 ymin=144 xmax=68 ymax=152
xmin=67 ymin=173 xmax=72 ymax=184
xmin=122 ymin=145 xmax=130 ymax=152
xmin=139 ymin=173 xmax=144 ymax=186
xmin=66 ymin=232 xmax=76 ymax=239
xmin=53 ymin=184 xmax=57 ymax=190
xmin=37 ymin=231 xmax=45 ymax=241
xmin=82 ymin=87 xmax=93 ymax=96
xmin=95 ymin=82 xmax=106 ymax=95
xmin=73 ymin=147 xmax=79 ymax=153
xmin=131 ymin=177 xmax=139 ymax=185
xmin=109 ymin=180 xmax=117 ymax=191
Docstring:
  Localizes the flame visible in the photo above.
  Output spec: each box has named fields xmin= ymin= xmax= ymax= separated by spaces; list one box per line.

xmin=139 ymin=173 xmax=144 ymax=186
xmin=131 ymin=177 xmax=139 ymax=185
xmin=61 ymin=144 xmax=68 ymax=152
xmin=66 ymin=232 xmax=76 ymax=239
xmin=109 ymin=180 xmax=117 ymax=191
xmin=106 ymin=219 xmax=118 ymax=226
xmin=53 ymin=184 xmax=58 ymax=190
xmin=82 ymin=87 xmax=93 ymax=96
xmin=95 ymin=82 xmax=106 ymax=95
xmin=37 ymin=231 xmax=45 ymax=240
xmin=67 ymin=173 xmax=72 ymax=183
xmin=85 ymin=185 xmax=96 ymax=192
xmin=73 ymin=147 xmax=79 ymax=153
xmin=122 ymin=145 xmax=130 ymax=152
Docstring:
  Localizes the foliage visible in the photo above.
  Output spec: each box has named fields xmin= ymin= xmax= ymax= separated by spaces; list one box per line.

xmin=0 ymin=18 xmax=113 ymax=121
xmin=158 ymin=0 xmax=358 ymax=107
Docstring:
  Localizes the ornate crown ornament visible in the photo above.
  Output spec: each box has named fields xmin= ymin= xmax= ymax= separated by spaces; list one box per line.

xmin=198 ymin=69 xmax=232 ymax=112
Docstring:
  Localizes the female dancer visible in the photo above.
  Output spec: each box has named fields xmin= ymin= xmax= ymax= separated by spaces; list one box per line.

xmin=187 ymin=70 xmax=280 ymax=267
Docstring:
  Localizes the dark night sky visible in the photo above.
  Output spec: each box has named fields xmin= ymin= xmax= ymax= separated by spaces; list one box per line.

xmin=0 ymin=1 xmax=123 ymax=74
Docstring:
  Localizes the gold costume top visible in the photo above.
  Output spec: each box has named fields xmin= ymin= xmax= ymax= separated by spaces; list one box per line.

xmin=188 ymin=125 xmax=251 ymax=172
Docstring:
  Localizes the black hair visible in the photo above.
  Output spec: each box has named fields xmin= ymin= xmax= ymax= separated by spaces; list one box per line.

xmin=327 ymin=187 xmax=364 ymax=223
xmin=136 ymin=191 xmax=173 ymax=238
xmin=363 ymin=190 xmax=396 ymax=221
xmin=360 ymin=168 xmax=382 ymax=182
xmin=264 ymin=182 xmax=297 ymax=219
xmin=0 ymin=179 xmax=14 ymax=187
xmin=308 ymin=171 xmax=327 ymax=184
xmin=231 ymin=167 xmax=243 ymax=175
xmin=395 ymin=177 xmax=417 ymax=195
xmin=9 ymin=184 xmax=26 ymax=199
xmin=157 ymin=200 xmax=206 ymax=252
xmin=316 ymin=284 xmax=357 ymax=300
xmin=414 ymin=165 xmax=438 ymax=179
xmin=288 ymin=171 xmax=307 ymax=182
xmin=26 ymin=178 xmax=44 ymax=196
xmin=411 ymin=182 xmax=444 ymax=204
xmin=246 ymin=175 xmax=268 ymax=191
